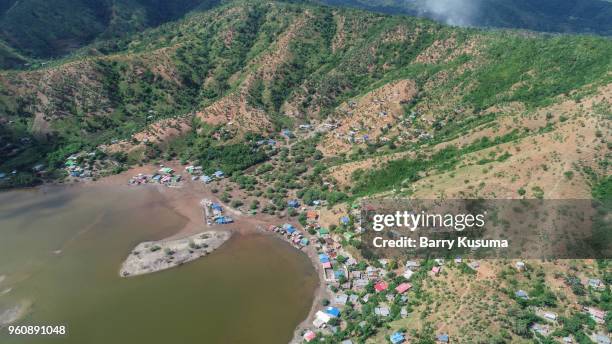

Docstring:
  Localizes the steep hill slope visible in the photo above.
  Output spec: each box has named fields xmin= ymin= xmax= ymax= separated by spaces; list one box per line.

xmin=0 ymin=1 xmax=609 ymax=193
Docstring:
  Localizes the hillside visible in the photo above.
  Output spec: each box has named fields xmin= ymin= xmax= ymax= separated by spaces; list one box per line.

xmin=0 ymin=1 xmax=610 ymax=342
xmin=1 ymin=0 xmax=609 ymax=191
xmin=0 ymin=0 xmax=221 ymax=61
xmin=320 ymin=0 xmax=612 ymax=35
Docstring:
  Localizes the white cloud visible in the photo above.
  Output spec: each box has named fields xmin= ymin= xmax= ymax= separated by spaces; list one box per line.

xmin=410 ymin=0 xmax=482 ymax=27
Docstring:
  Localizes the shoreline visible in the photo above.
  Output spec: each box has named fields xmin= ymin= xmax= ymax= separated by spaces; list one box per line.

xmin=104 ymin=163 xmax=328 ymax=343
xmin=8 ymin=162 xmax=327 ymax=341
xmin=254 ymin=227 xmax=331 ymax=344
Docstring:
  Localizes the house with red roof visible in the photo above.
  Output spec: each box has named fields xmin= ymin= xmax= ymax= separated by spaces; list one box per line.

xmin=395 ymin=283 xmax=412 ymax=294
xmin=374 ymin=281 xmax=389 ymax=292
xmin=304 ymin=330 xmax=316 ymax=342
xmin=585 ymin=307 xmax=606 ymax=324
xmin=306 ymin=210 xmax=318 ymax=221
xmin=431 ymin=266 xmax=441 ymax=275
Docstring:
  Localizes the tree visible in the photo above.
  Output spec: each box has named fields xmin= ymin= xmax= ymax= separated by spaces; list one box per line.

xmin=250 ymin=200 xmax=260 ymax=210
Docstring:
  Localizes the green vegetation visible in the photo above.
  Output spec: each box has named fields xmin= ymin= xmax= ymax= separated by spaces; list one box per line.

xmin=464 ymin=34 xmax=612 ymax=110
xmin=1 ymin=0 xmax=611 ymax=193
xmin=0 ymin=0 xmax=222 ymax=62
xmin=321 ymin=0 xmax=612 ymax=35
xmin=351 ymin=130 xmax=524 ymax=195
xmin=592 ymin=175 xmax=612 ymax=204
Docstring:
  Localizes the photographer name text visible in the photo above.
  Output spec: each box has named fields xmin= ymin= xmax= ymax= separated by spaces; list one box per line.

xmin=372 ymin=236 xmax=508 ymax=249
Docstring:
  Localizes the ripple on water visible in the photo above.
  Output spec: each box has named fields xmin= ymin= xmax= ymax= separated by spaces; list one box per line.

xmin=0 ymin=300 xmax=31 ymax=326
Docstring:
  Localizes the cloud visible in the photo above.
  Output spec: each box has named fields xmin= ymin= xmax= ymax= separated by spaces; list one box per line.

xmin=411 ymin=0 xmax=482 ymax=27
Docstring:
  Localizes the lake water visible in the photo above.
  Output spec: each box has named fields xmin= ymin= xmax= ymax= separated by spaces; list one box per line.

xmin=0 ymin=186 xmax=317 ymax=343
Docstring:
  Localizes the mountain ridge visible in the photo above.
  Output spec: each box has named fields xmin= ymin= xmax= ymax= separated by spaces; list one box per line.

xmin=319 ymin=0 xmax=612 ymax=35
xmin=1 ymin=0 xmax=612 ymax=69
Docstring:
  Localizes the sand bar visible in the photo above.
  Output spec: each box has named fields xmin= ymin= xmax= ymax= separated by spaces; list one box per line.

xmin=120 ymin=231 xmax=231 ymax=277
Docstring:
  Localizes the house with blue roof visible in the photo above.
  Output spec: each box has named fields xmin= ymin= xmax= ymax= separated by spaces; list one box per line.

xmin=318 ymin=254 xmax=330 ymax=263
xmin=390 ymin=332 xmax=405 ymax=344
xmin=341 ymin=216 xmax=350 ymax=225
xmin=214 ymin=216 xmax=233 ymax=224
xmin=287 ymin=199 xmax=300 ymax=208
xmin=201 ymin=175 xmax=212 ymax=183
xmin=515 ymin=290 xmax=529 ymax=300
xmin=334 ymin=270 xmax=345 ymax=279
xmin=325 ymin=306 xmax=340 ymax=317
xmin=436 ymin=334 xmax=449 ymax=343
xmin=214 ymin=170 xmax=224 ymax=178
xmin=281 ymin=129 xmax=294 ymax=138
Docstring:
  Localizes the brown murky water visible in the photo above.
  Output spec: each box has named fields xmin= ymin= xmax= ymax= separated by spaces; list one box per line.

xmin=0 ymin=186 xmax=316 ymax=343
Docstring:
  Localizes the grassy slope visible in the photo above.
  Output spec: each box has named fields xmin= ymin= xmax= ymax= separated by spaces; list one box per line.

xmin=0 ymin=0 xmax=609 ymax=186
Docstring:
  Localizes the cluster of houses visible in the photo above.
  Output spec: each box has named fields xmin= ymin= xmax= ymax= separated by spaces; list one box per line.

xmin=256 ymin=138 xmax=278 ymax=147
xmin=128 ymin=165 xmax=226 ymax=187
xmin=298 ymin=207 xmax=439 ymax=343
xmin=128 ymin=167 xmax=182 ymax=187
xmin=65 ymin=154 xmax=93 ymax=178
xmin=512 ymin=261 xmax=610 ymax=342
xmin=529 ymin=307 xmax=610 ymax=344
xmin=297 ymin=206 xmax=611 ymax=344
xmin=184 ymin=165 xmax=224 ymax=184
xmin=266 ymin=223 xmax=310 ymax=248
xmin=343 ymin=129 xmax=370 ymax=145
xmin=203 ymin=200 xmax=233 ymax=225
xmin=303 ymin=251 xmax=456 ymax=343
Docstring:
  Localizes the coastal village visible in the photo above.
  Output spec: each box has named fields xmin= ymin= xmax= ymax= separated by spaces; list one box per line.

xmin=280 ymin=212 xmax=611 ymax=344
xmin=1 ymin=60 xmax=606 ymax=344
xmin=118 ymin=160 xmax=610 ymax=344
xmin=40 ymin=107 xmax=595 ymax=344
xmin=2 ymin=116 xmax=604 ymax=344
xmin=0 ymin=1 xmax=610 ymax=344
